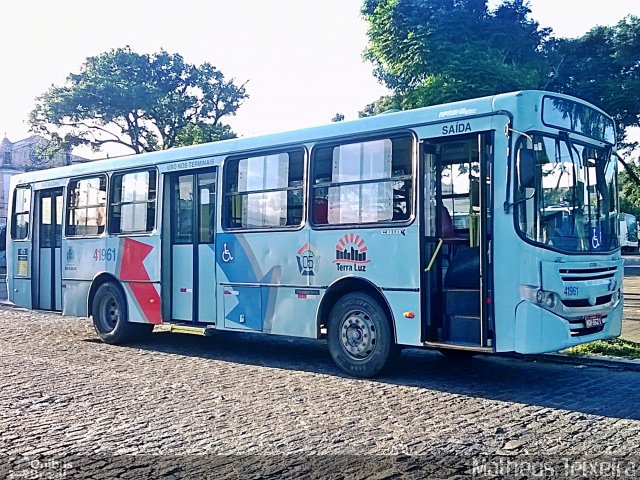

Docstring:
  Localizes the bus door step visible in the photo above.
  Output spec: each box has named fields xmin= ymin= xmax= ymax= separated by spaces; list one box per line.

xmin=443 ymin=314 xmax=481 ymax=345
xmin=444 ymin=288 xmax=480 ymax=316
xmin=169 ymin=324 xmax=215 ymax=336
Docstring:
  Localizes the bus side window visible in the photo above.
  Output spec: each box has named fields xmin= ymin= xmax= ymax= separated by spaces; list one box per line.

xmin=11 ymin=186 xmax=31 ymax=240
xmin=109 ymin=170 xmax=157 ymax=234
xmin=311 ymin=135 xmax=413 ymax=226
xmin=223 ymin=148 xmax=305 ymax=230
xmin=66 ymin=176 xmax=107 ymax=237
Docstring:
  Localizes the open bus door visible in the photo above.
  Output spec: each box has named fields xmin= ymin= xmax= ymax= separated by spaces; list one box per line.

xmin=422 ymin=133 xmax=493 ymax=351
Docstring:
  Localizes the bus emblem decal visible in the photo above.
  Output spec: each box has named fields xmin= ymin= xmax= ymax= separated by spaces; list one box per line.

xmin=296 ymin=243 xmax=318 ymax=276
xmin=333 ymin=233 xmax=370 ymax=272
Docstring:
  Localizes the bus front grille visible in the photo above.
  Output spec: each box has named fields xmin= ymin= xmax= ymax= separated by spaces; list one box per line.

xmin=559 ymin=266 xmax=617 ymax=282
xmin=562 ymin=294 xmax=613 ymax=308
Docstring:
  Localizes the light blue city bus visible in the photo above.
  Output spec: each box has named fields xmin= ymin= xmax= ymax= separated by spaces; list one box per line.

xmin=6 ymin=90 xmax=623 ymax=377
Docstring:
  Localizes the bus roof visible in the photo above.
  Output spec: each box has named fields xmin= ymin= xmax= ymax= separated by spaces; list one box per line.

xmin=10 ymin=90 xmax=609 ymax=186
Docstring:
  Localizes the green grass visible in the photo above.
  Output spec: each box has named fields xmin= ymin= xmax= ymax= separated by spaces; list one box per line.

xmin=563 ymin=338 xmax=640 ymax=360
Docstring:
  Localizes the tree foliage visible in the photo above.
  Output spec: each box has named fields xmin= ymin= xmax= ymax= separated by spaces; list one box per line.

xmin=30 ymin=47 xmax=248 ymax=154
xmin=360 ymin=0 xmax=555 ymax=113
xmin=620 ymin=168 xmax=640 ymax=217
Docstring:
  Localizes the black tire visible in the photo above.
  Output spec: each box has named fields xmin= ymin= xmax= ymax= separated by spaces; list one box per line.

xmin=92 ymin=282 xmax=153 ymax=344
xmin=438 ymin=348 xmax=477 ymax=360
xmin=327 ymin=292 xmax=395 ymax=378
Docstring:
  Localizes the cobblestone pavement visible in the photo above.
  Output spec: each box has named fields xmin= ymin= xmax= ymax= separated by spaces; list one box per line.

xmin=1 ymin=306 xmax=640 ymax=477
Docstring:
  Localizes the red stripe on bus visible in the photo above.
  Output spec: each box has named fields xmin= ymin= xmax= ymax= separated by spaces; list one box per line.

xmin=129 ymin=283 xmax=162 ymax=324
xmin=120 ymin=238 xmax=161 ymax=324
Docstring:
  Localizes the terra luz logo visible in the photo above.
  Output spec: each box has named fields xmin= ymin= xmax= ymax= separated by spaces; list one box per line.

xmin=333 ymin=233 xmax=370 ymax=272
xmin=296 ymin=243 xmax=318 ymax=276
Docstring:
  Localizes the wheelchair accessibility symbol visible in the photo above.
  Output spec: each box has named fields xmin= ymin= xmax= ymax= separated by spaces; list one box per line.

xmin=222 ymin=243 xmax=234 ymax=263
xmin=591 ymin=227 xmax=602 ymax=250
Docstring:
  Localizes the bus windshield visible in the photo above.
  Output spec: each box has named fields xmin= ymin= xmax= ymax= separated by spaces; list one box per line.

xmin=516 ymin=133 xmax=618 ymax=253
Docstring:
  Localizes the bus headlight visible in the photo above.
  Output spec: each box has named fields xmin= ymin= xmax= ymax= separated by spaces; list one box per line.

xmin=545 ymin=293 xmax=557 ymax=309
xmin=536 ymin=290 xmax=545 ymax=303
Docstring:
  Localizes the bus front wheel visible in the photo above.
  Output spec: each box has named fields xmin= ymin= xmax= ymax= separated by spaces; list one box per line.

xmin=92 ymin=282 xmax=153 ymax=344
xmin=327 ymin=292 xmax=396 ymax=378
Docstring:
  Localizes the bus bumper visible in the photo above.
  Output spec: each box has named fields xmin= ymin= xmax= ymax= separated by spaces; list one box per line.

xmin=513 ymin=300 xmax=623 ymax=354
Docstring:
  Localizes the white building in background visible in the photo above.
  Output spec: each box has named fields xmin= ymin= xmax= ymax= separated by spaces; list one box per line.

xmin=0 ymin=135 xmax=90 ymax=225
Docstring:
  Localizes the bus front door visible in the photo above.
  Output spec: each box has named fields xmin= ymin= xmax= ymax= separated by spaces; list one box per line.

xmin=35 ymin=188 xmax=63 ymax=311
xmin=166 ymin=169 xmax=217 ymax=324
xmin=423 ymin=134 xmax=493 ymax=350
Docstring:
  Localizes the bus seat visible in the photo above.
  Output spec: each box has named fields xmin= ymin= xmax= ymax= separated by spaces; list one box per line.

xmin=314 ymin=201 xmax=328 ymax=224
xmin=441 ymin=205 xmax=462 ymax=241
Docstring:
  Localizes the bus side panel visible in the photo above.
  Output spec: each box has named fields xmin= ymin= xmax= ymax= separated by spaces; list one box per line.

xmin=114 ymin=236 xmax=162 ymax=325
xmin=308 ymin=225 xmax=422 ymax=344
xmin=310 ymin=228 xmax=421 ymax=291
xmin=216 ymin=231 xmax=309 ymax=335
xmin=122 ymin=282 xmax=162 ymax=324
xmin=383 ymin=290 xmax=422 ymax=346
xmin=61 ymin=235 xmax=161 ymax=323
xmin=267 ymin=287 xmax=319 ymax=338
xmin=62 ymin=281 xmax=91 ymax=317
xmin=62 ymin=238 xmax=109 ymax=317
xmin=9 ymin=240 xmax=33 ymax=308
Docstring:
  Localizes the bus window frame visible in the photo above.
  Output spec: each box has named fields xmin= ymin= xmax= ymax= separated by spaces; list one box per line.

xmin=309 ymin=130 xmax=417 ymax=230
xmin=541 ymin=94 xmax=616 ymax=145
xmin=512 ymin=130 xmax=619 ymax=256
xmin=65 ymin=174 xmax=109 ymax=239
xmin=221 ymin=146 xmax=307 ymax=233
xmin=10 ymin=185 xmax=32 ymax=241
xmin=108 ymin=167 xmax=159 ymax=237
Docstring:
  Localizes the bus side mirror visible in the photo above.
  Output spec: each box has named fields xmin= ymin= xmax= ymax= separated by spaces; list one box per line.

xmin=517 ymin=149 xmax=536 ymax=188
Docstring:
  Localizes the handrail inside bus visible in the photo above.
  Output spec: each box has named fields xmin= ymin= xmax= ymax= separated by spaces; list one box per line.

xmin=425 ymin=239 xmax=444 ymax=272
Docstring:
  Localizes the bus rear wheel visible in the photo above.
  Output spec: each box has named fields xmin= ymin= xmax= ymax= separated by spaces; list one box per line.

xmin=327 ymin=292 xmax=396 ymax=378
xmin=92 ymin=282 xmax=153 ymax=344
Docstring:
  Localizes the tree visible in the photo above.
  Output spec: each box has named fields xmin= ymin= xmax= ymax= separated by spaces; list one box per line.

xmin=29 ymin=47 xmax=248 ymax=154
xmin=174 ymin=123 xmax=236 ymax=147
xmin=619 ymin=158 xmax=640 ymax=217
xmin=331 ymin=113 xmax=345 ymax=122
xmin=361 ymin=0 xmax=556 ymax=111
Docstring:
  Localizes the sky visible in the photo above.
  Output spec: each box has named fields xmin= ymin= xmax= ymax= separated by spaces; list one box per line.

xmin=1 ymin=0 xmax=639 ymax=159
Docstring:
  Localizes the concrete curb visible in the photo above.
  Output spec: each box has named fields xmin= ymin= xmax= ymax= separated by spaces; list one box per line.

xmin=503 ymin=352 xmax=640 ymax=372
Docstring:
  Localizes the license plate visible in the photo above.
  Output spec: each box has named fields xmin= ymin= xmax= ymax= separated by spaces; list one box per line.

xmin=585 ymin=315 xmax=604 ymax=328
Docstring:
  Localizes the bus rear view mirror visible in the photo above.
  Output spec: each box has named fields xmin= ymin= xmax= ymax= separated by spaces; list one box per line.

xmin=517 ymin=148 xmax=536 ymax=188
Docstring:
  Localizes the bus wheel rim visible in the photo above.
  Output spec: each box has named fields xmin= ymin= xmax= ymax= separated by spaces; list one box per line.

xmin=100 ymin=295 xmax=119 ymax=331
xmin=340 ymin=310 xmax=377 ymax=360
